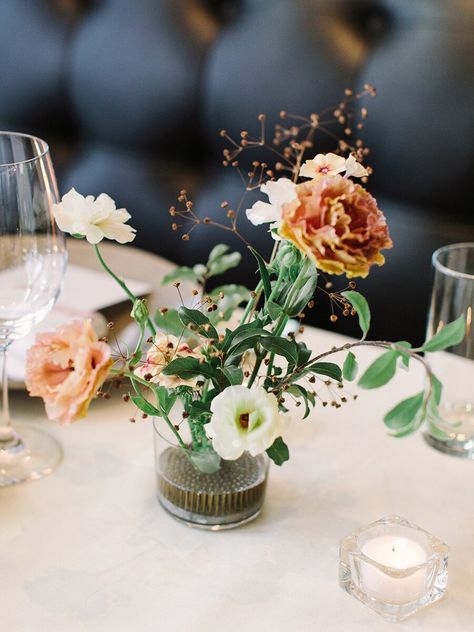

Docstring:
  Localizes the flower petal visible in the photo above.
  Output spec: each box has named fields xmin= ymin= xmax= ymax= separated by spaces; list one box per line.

xmin=246 ymin=201 xmax=278 ymax=225
xmin=344 ymin=154 xmax=368 ymax=179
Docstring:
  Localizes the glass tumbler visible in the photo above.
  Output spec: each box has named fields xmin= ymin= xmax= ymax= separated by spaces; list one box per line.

xmin=424 ymin=243 xmax=474 ymax=458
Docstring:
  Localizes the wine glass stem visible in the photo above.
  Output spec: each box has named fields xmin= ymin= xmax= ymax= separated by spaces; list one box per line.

xmin=0 ymin=346 xmax=14 ymax=443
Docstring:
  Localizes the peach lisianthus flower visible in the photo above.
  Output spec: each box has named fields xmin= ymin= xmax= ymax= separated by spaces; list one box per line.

xmin=134 ymin=333 xmax=201 ymax=388
xmin=25 ymin=320 xmax=112 ymax=424
xmin=280 ymin=174 xmax=392 ymax=278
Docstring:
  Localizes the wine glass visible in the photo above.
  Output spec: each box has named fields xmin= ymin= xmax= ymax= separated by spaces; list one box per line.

xmin=0 ymin=131 xmax=67 ymax=485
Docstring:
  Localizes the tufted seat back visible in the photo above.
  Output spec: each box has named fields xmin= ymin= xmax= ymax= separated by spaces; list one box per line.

xmin=1 ymin=0 xmax=473 ymax=340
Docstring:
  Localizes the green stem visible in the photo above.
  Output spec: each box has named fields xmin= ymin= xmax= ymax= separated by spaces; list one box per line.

xmin=93 ymin=244 xmax=156 ymax=336
xmin=266 ymin=266 xmax=285 ymax=306
xmin=162 ymin=411 xmax=188 ymax=451
xmin=240 ymin=279 xmax=263 ymax=325
xmin=130 ymin=325 xmax=146 ymax=366
xmin=247 ymin=352 xmax=264 ymax=389
xmin=123 ymin=370 xmax=188 ymax=451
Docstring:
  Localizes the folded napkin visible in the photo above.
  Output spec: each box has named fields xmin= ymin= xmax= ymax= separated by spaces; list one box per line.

xmin=8 ymin=264 xmax=151 ymax=384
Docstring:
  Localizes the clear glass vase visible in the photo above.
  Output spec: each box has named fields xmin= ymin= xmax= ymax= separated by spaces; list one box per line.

xmin=153 ymin=419 xmax=269 ymax=530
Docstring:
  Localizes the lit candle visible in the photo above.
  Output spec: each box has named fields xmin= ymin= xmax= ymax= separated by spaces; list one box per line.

xmin=360 ymin=535 xmax=428 ymax=604
xmin=340 ymin=516 xmax=449 ymax=621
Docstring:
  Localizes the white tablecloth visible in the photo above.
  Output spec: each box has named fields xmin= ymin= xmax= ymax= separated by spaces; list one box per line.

xmin=1 ymin=244 xmax=473 ymax=632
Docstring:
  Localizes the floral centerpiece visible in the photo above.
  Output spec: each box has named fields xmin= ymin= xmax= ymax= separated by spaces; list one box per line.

xmin=26 ymin=87 xmax=465 ymax=528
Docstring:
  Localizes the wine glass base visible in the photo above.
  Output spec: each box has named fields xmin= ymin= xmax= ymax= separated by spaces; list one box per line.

xmin=0 ymin=421 xmax=62 ymax=486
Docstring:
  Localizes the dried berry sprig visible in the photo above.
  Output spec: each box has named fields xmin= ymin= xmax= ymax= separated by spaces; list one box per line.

xmin=169 ymin=85 xmax=376 ymax=245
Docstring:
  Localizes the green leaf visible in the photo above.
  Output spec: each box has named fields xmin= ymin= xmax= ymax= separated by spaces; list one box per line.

xmin=221 ymin=319 xmax=264 ymax=352
xmin=249 ymin=247 xmax=272 ymax=300
xmin=431 ymin=374 xmax=443 ymax=405
xmin=266 ymin=436 xmax=290 ymax=466
xmin=260 ymin=336 xmax=299 ymax=366
xmin=207 ymin=244 xmax=229 ymax=264
xmin=421 ymin=315 xmax=466 ymax=352
xmin=309 ymin=362 xmax=342 ymax=382
xmin=130 ymin=393 xmax=160 ymax=417
xmin=154 ymin=308 xmax=186 ymax=337
xmin=341 ymin=291 xmax=371 ymax=339
xmin=188 ymin=400 xmax=211 ymax=419
xmin=224 ymin=335 xmax=265 ymax=366
xmin=287 ymin=385 xmax=315 ymax=419
xmin=224 ymin=323 xmax=267 ymax=350
xmin=202 ymin=245 xmax=241 ymax=280
xmin=266 ymin=300 xmax=283 ymax=320
xmin=156 ymin=386 xmax=178 ymax=416
xmin=208 ymin=284 xmax=251 ymax=324
xmin=394 ymin=341 xmax=411 ymax=368
xmin=162 ymin=266 xmax=201 ymax=285
xmin=163 ymin=357 xmax=215 ymax=380
xmin=383 ymin=392 xmax=424 ymax=431
xmin=220 ymin=365 xmax=243 ymax=386
xmin=178 ymin=306 xmax=218 ymax=340
xmin=358 ymin=350 xmax=398 ymax=389
xmin=342 ymin=352 xmax=358 ymax=381
xmin=296 ymin=342 xmax=312 ymax=366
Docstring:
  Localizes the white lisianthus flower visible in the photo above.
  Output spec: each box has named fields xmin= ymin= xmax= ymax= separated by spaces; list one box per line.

xmin=299 ymin=152 xmax=346 ymax=179
xmin=208 ymin=385 xmax=289 ymax=460
xmin=245 ymin=178 xmax=296 ymax=237
xmin=343 ymin=154 xmax=369 ymax=179
xmin=53 ymin=188 xmax=136 ymax=244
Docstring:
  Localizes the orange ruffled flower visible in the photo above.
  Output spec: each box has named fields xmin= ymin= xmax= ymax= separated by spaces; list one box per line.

xmin=26 ymin=320 xmax=112 ymax=424
xmin=280 ymin=174 xmax=392 ymax=278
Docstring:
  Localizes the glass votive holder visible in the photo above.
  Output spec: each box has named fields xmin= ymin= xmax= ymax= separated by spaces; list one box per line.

xmin=339 ymin=515 xmax=449 ymax=622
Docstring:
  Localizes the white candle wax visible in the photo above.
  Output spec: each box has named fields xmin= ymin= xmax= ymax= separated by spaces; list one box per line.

xmin=359 ymin=535 xmax=429 ymax=604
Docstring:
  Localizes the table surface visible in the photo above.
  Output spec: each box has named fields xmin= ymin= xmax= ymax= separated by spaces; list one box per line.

xmin=2 ymin=243 xmax=473 ymax=632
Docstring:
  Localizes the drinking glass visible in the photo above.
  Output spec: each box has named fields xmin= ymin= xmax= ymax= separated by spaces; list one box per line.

xmin=424 ymin=243 xmax=474 ymax=458
xmin=0 ymin=132 xmax=67 ymax=485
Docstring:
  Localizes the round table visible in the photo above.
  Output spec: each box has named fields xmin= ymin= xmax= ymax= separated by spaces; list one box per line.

xmin=2 ymin=244 xmax=473 ymax=632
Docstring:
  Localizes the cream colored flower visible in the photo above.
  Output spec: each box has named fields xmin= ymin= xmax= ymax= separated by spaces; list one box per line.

xmin=344 ymin=154 xmax=369 ymax=179
xmin=53 ymin=188 xmax=136 ymax=244
xmin=299 ymin=153 xmax=346 ymax=179
xmin=299 ymin=153 xmax=368 ymax=180
xmin=134 ymin=333 xmax=201 ymax=389
xmin=208 ymin=385 xmax=289 ymax=460
xmin=246 ymin=178 xmax=297 ymax=235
